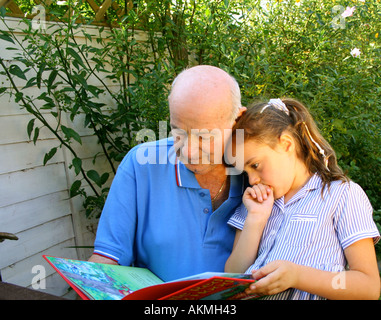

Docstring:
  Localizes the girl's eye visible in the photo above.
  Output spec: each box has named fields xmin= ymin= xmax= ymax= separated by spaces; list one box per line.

xmin=251 ymin=163 xmax=259 ymax=169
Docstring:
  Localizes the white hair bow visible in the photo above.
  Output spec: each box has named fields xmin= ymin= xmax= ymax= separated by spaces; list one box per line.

xmin=260 ymin=98 xmax=289 ymax=115
xmin=260 ymin=98 xmax=329 ymax=169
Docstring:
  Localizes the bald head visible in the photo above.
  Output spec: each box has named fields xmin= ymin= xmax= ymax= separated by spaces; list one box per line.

xmin=168 ymin=66 xmax=245 ymax=174
xmin=168 ymin=65 xmax=241 ymax=123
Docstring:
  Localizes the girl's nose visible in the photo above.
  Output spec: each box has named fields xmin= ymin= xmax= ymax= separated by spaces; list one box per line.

xmin=249 ymin=173 xmax=260 ymax=186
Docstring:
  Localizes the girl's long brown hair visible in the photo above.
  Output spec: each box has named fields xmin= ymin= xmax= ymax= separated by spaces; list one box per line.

xmin=233 ymin=98 xmax=348 ymax=191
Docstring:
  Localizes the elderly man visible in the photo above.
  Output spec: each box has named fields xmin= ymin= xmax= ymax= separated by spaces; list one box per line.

xmin=89 ymin=65 xmax=246 ymax=281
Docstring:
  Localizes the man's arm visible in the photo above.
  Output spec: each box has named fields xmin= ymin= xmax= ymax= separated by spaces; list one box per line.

xmin=91 ymin=151 xmax=138 ymax=267
xmin=88 ymin=254 xmax=118 ymax=265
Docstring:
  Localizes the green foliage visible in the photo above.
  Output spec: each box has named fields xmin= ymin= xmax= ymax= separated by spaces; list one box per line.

xmin=0 ymin=0 xmax=173 ymax=218
xmin=0 ymin=1 xmax=380 ymax=256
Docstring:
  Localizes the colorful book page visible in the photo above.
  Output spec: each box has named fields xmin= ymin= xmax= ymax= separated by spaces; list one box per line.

xmin=171 ymin=272 xmax=252 ymax=281
xmin=44 ymin=256 xmax=163 ymax=300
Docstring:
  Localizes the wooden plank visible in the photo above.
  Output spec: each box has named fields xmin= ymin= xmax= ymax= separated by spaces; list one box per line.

xmin=95 ymin=0 xmax=112 ymax=21
xmin=0 ymin=90 xmax=53 ymax=117
xmin=0 ymin=136 xmax=113 ymax=175
xmin=0 ymin=191 xmax=71 ymax=234
xmin=86 ymin=0 xmax=99 ymax=12
xmin=1 ymin=238 xmax=77 ymax=287
xmin=0 ymin=114 xmax=57 ymax=145
xmin=0 ymin=163 xmax=68 ymax=208
xmin=34 ymin=0 xmax=52 ymax=5
xmin=70 ymin=134 xmax=106 ymax=159
xmin=0 ymin=140 xmax=64 ymax=175
xmin=0 ymin=281 xmax=67 ymax=300
xmin=1 ymin=16 xmax=115 ymax=38
xmin=0 ymin=215 xmax=75 ymax=269
xmin=0 ymin=0 xmax=12 ymax=7
xmin=0 ymin=1 xmax=23 ymax=15
xmin=111 ymin=1 xmax=125 ymax=18
xmin=0 ymin=85 xmax=121 ymax=117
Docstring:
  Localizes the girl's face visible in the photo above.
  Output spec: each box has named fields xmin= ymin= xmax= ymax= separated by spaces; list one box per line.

xmin=241 ymin=136 xmax=298 ymax=200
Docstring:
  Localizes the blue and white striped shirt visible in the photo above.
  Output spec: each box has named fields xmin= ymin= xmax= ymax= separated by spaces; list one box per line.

xmin=228 ymin=174 xmax=380 ymax=300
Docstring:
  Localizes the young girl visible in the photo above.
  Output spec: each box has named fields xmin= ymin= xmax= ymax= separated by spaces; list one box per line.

xmin=225 ymin=98 xmax=380 ymax=300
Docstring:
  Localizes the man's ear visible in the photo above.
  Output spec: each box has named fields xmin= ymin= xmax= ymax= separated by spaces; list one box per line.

xmin=238 ymin=106 xmax=247 ymax=117
xmin=233 ymin=106 xmax=247 ymax=125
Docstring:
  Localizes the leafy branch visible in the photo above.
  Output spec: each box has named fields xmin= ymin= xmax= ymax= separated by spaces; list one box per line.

xmin=0 ymin=56 xmax=101 ymax=198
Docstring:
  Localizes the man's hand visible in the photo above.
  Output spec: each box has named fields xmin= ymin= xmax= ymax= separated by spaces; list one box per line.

xmin=88 ymin=254 xmax=118 ymax=265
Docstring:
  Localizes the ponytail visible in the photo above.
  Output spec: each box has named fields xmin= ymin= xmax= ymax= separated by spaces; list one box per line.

xmin=233 ymin=98 xmax=348 ymax=191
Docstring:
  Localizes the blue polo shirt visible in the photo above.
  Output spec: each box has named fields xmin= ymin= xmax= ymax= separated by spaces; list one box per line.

xmin=93 ymin=138 xmax=244 ymax=281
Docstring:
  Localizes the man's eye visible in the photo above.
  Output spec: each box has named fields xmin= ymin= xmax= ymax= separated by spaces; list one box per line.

xmin=171 ymin=129 xmax=187 ymax=138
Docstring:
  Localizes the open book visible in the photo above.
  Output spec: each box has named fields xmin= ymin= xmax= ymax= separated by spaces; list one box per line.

xmin=44 ymin=255 xmax=261 ymax=300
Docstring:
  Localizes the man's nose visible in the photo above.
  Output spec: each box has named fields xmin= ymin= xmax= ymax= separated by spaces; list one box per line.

xmin=181 ymin=135 xmax=200 ymax=160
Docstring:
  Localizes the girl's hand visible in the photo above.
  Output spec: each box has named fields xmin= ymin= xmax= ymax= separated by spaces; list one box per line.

xmin=243 ymin=184 xmax=274 ymax=220
xmin=246 ymin=260 xmax=299 ymax=296
xmin=225 ymin=184 xmax=274 ymax=274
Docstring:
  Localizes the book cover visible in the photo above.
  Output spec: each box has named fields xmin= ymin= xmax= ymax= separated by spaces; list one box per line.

xmin=44 ymin=255 xmax=260 ymax=300
xmin=43 ymin=255 xmax=163 ymax=300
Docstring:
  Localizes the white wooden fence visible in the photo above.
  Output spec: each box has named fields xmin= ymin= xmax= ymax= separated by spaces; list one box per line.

xmin=0 ymin=17 xmax=130 ymax=298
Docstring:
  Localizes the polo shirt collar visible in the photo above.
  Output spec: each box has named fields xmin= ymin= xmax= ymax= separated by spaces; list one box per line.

xmin=174 ymin=157 xmax=244 ymax=197
xmin=174 ymin=158 xmax=200 ymax=189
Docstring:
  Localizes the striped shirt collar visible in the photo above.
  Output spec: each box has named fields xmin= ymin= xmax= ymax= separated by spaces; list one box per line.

xmin=274 ymin=173 xmax=323 ymax=210
xmin=304 ymin=173 xmax=323 ymax=191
